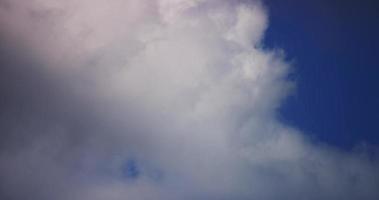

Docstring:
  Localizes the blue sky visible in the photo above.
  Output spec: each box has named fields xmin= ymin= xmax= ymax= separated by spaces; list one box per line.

xmin=264 ymin=0 xmax=379 ymax=148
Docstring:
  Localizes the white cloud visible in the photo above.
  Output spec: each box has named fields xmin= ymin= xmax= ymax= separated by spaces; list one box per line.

xmin=0 ymin=0 xmax=378 ymax=199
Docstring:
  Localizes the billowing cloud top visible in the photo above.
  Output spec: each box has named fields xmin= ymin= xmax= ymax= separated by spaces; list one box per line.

xmin=0 ymin=0 xmax=378 ymax=200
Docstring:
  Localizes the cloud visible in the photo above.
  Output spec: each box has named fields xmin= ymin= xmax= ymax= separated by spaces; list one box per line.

xmin=0 ymin=0 xmax=378 ymax=199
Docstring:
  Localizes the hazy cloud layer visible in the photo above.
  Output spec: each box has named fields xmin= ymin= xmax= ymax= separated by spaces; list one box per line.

xmin=0 ymin=0 xmax=378 ymax=199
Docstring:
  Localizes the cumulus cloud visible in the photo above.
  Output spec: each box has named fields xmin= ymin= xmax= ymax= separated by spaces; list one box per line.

xmin=0 ymin=0 xmax=378 ymax=199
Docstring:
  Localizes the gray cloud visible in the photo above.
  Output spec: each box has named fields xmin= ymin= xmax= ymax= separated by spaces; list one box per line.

xmin=0 ymin=0 xmax=378 ymax=199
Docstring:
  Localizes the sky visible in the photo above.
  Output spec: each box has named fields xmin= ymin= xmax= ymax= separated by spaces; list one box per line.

xmin=0 ymin=0 xmax=378 ymax=200
xmin=264 ymin=0 xmax=379 ymax=149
